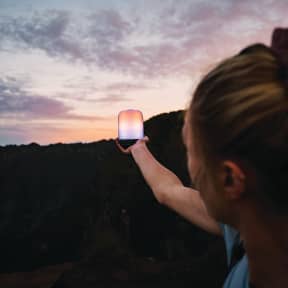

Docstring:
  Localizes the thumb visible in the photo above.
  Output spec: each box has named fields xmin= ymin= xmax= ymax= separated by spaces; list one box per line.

xmin=143 ymin=136 xmax=149 ymax=142
xmin=136 ymin=135 xmax=149 ymax=144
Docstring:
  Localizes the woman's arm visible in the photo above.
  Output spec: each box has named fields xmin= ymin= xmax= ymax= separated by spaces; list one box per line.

xmin=125 ymin=139 xmax=222 ymax=236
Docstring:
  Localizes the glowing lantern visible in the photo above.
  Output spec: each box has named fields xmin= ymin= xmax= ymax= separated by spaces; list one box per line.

xmin=118 ymin=109 xmax=144 ymax=148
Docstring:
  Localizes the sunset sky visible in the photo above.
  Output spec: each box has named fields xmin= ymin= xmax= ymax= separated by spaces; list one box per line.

xmin=0 ymin=0 xmax=287 ymax=145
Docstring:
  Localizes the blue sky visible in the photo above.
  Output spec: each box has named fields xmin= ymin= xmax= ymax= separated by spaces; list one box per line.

xmin=0 ymin=0 xmax=287 ymax=145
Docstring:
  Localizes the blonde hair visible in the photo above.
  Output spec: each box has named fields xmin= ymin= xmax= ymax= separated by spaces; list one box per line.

xmin=189 ymin=44 xmax=288 ymax=213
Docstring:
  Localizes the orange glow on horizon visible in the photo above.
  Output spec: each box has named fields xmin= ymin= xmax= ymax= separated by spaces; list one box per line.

xmin=31 ymin=126 xmax=117 ymax=145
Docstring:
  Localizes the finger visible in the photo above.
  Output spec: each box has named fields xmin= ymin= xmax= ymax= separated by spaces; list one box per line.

xmin=143 ymin=136 xmax=149 ymax=142
xmin=115 ymin=138 xmax=125 ymax=151
xmin=137 ymin=136 xmax=149 ymax=144
xmin=115 ymin=139 xmax=131 ymax=154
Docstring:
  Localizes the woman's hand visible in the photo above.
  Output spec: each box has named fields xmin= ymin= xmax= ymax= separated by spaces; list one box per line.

xmin=115 ymin=136 xmax=150 ymax=154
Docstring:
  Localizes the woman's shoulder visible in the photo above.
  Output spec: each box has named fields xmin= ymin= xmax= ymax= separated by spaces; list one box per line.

xmin=224 ymin=255 xmax=249 ymax=288
xmin=219 ymin=223 xmax=241 ymax=262
xmin=220 ymin=223 xmax=249 ymax=288
xmin=220 ymin=224 xmax=239 ymax=241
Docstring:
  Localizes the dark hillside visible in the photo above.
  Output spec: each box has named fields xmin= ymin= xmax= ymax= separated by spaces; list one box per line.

xmin=0 ymin=110 xmax=226 ymax=287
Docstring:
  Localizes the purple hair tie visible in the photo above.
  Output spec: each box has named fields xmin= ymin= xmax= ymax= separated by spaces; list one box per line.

xmin=271 ymin=27 xmax=288 ymax=86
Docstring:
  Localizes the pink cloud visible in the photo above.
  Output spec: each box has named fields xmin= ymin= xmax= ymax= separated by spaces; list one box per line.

xmin=0 ymin=1 xmax=287 ymax=78
xmin=0 ymin=77 xmax=104 ymax=121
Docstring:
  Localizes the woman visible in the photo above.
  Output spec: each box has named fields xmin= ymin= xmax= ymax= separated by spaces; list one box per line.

xmin=116 ymin=28 xmax=288 ymax=287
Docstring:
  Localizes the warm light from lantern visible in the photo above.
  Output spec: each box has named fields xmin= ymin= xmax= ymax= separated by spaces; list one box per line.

xmin=118 ymin=109 xmax=144 ymax=140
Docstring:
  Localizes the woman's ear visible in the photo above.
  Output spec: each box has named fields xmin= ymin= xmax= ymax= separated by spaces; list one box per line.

xmin=222 ymin=160 xmax=246 ymax=200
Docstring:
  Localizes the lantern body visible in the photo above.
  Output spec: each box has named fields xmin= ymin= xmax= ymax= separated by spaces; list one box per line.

xmin=118 ymin=109 xmax=144 ymax=148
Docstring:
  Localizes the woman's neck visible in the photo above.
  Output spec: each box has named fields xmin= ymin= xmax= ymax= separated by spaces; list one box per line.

xmin=238 ymin=206 xmax=288 ymax=288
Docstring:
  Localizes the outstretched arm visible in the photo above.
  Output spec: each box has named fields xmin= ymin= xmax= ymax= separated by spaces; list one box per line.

xmin=117 ymin=138 xmax=222 ymax=236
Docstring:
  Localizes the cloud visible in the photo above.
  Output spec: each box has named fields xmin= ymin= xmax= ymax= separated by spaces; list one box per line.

xmin=54 ymin=93 xmax=132 ymax=104
xmin=0 ymin=10 xmax=83 ymax=60
xmin=103 ymin=82 xmax=152 ymax=92
xmin=57 ymin=80 xmax=152 ymax=104
xmin=0 ymin=8 xmax=184 ymax=76
xmin=63 ymin=78 xmax=152 ymax=92
xmin=88 ymin=9 xmax=132 ymax=45
xmin=0 ymin=77 xmax=103 ymax=120
xmin=95 ymin=94 xmax=131 ymax=103
xmin=0 ymin=1 xmax=287 ymax=78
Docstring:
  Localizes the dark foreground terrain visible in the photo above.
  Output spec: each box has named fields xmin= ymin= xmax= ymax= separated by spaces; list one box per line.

xmin=0 ymin=110 xmax=227 ymax=287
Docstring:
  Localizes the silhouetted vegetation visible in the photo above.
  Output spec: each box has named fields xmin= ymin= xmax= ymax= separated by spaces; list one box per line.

xmin=0 ymin=110 xmax=226 ymax=287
